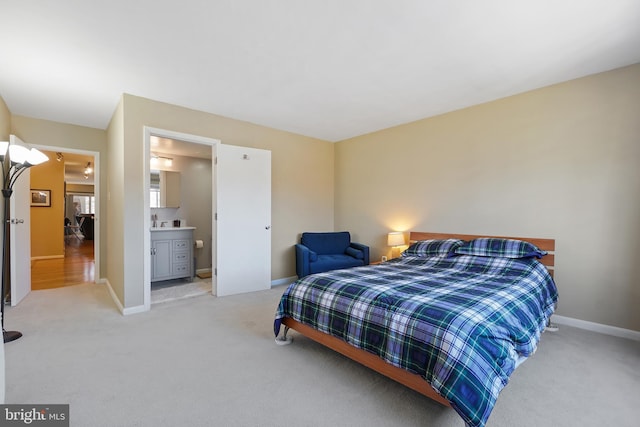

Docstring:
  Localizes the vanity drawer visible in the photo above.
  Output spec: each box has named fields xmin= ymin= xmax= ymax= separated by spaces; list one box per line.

xmin=173 ymin=251 xmax=190 ymax=263
xmin=173 ymin=239 xmax=190 ymax=250
xmin=173 ymin=263 xmax=190 ymax=274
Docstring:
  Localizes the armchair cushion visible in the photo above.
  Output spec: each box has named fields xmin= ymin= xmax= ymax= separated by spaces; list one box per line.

xmin=301 ymin=231 xmax=351 ymax=255
xmin=345 ymin=246 xmax=364 ymax=259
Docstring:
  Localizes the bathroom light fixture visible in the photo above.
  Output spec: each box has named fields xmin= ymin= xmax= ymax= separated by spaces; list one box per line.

xmin=56 ymin=152 xmax=64 ymax=162
xmin=150 ymin=154 xmax=173 ymax=168
xmin=84 ymin=162 xmax=93 ymax=174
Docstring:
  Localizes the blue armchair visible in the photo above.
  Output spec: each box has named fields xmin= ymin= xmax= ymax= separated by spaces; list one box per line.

xmin=295 ymin=231 xmax=370 ymax=278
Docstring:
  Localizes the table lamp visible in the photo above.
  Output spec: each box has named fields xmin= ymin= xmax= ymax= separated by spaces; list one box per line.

xmin=387 ymin=232 xmax=405 ymax=259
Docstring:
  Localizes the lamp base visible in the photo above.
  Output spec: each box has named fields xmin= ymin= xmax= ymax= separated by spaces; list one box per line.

xmin=3 ymin=330 xmax=22 ymax=343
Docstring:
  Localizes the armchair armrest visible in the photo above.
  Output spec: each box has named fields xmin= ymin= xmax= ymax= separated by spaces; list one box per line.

xmin=295 ymin=244 xmax=315 ymax=278
xmin=349 ymin=242 xmax=370 ymax=265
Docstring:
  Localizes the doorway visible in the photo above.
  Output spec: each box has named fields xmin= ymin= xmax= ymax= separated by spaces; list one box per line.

xmin=148 ymin=138 xmax=213 ymax=304
xmin=30 ymin=148 xmax=99 ymax=291
xmin=144 ymin=127 xmax=218 ymax=310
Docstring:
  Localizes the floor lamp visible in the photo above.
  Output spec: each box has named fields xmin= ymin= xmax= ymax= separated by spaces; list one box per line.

xmin=0 ymin=140 xmax=48 ymax=343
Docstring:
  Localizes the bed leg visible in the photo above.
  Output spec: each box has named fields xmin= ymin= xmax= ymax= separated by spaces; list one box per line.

xmin=275 ymin=326 xmax=293 ymax=346
xmin=545 ymin=318 xmax=559 ymax=332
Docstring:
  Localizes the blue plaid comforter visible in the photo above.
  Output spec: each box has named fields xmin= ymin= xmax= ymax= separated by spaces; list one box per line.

xmin=274 ymin=255 xmax=558 ymax=427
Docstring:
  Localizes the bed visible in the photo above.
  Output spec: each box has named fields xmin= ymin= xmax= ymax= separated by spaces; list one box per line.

xmin=274 ymin=232 xmax=558 ymax=427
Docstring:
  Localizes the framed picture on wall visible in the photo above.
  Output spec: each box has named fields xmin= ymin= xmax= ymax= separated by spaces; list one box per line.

xmin=30 ymin=189 xmax=51 ymax=207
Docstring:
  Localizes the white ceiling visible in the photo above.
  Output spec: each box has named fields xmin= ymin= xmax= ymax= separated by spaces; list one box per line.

xmin=1 ymin=1 xmax=639 ymax=142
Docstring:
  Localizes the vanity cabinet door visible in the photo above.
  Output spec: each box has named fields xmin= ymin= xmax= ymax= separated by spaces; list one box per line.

xmin=151 ymin=239 xmax=172 ymax=281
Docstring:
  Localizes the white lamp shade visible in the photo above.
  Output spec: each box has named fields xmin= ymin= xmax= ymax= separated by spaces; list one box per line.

xmin=387 ymin=232 xmax=405 ymax=247
xmin=27 ymin=148 xmax=49 ymax=165
xmin=8 ymin=144 xmax=30 ymax=164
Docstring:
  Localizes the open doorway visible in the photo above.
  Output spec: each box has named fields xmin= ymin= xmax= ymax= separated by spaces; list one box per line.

xmin=31 ymin=149 xmax=99 ymax=290
xmin=144 ymin=129 xmax=216 ymax=307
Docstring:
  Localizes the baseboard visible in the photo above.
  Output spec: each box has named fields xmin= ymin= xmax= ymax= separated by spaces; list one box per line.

xmin=102 ymin=278 xmax=124 ymax=313
xmin=271 ymin=276 xmax=297 ymax=288
xmin=101 ymin=278 xmax=148 ymax=316
xmin=552 ymin=315 xmax=640 ymax=341
xmin=122 ymin=304 xmax=148 ymax=316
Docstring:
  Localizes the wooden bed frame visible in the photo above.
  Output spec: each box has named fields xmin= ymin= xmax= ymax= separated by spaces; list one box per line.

xmin=281 ymin=232 xmax=555 ymax=407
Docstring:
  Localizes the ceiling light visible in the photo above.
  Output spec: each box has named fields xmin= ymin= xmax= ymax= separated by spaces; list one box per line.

xmin=150 ymin=154 xmax=173 ymax=168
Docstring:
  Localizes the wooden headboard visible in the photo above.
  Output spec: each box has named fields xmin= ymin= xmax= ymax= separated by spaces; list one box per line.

xmin=409 ymin=231 xmax=555 ymax=275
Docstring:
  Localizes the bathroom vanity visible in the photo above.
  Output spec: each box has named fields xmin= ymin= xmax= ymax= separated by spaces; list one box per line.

xmin=150 ymin=227 xmax=195 ymax=282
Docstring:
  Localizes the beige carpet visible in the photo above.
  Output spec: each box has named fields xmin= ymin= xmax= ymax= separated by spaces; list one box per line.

xmin=3 ymin=283 xmax=639 ymax=426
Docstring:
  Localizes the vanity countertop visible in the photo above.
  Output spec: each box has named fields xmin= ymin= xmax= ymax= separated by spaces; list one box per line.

xmin=150 ymin=226 xmax=196 ymax=231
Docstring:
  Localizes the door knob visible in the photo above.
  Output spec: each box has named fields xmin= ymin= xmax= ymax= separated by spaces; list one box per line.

xmin=265 ymin=226 xmax=271 ymax=230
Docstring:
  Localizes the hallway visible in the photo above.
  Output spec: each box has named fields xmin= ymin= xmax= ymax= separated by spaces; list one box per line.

xmin=31 ymin=239 xmax=94 ymax=290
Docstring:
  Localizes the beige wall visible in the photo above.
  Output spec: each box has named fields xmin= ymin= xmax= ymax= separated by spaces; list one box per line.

xmin=11 ymin=115 xmax=108 ymax=278
xmin=111 ymin=94 xmax=334 ymax=308
xmin=106 ymin=97 xmax=126 ymax=305
xmin=30 ymin=150 xmax=65 ymax=258
xmin=335 ymin=64 xmax=640 ymax=332
xmin=0 ymin=96 xmax=9 ymax=140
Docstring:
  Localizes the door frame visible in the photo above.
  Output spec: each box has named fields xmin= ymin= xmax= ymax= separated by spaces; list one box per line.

xmin=30 ymin=144 xmax=101 ymax=285
xmin=142 ymin=127 xmax=220 ymax=311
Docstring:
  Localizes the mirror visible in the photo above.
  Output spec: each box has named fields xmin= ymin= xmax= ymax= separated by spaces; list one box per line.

xmin=150 ymin=170 xmax=181 ymax=208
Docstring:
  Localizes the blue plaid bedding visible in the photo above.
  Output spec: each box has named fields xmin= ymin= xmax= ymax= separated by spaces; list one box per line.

xmin=274 ymin=255 xmax=558 ymax=427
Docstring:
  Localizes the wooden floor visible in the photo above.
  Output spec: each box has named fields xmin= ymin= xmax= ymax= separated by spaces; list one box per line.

xmin=31 ymin=238 xmax=95 ymax=290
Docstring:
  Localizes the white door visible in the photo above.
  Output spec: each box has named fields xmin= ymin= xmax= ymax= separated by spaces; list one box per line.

xmin=9 ymin=137 xmax=31 ymax=305
xmin=215 ymin=144 xmax=271 ymax=296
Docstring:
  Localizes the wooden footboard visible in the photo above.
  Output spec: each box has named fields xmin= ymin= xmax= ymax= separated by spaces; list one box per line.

xmin=282 ymin=317 xmax=451 ymax=406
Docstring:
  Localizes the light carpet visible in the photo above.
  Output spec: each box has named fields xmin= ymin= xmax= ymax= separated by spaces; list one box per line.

xmin=3 ymin=283 xmax=639 ymax=426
